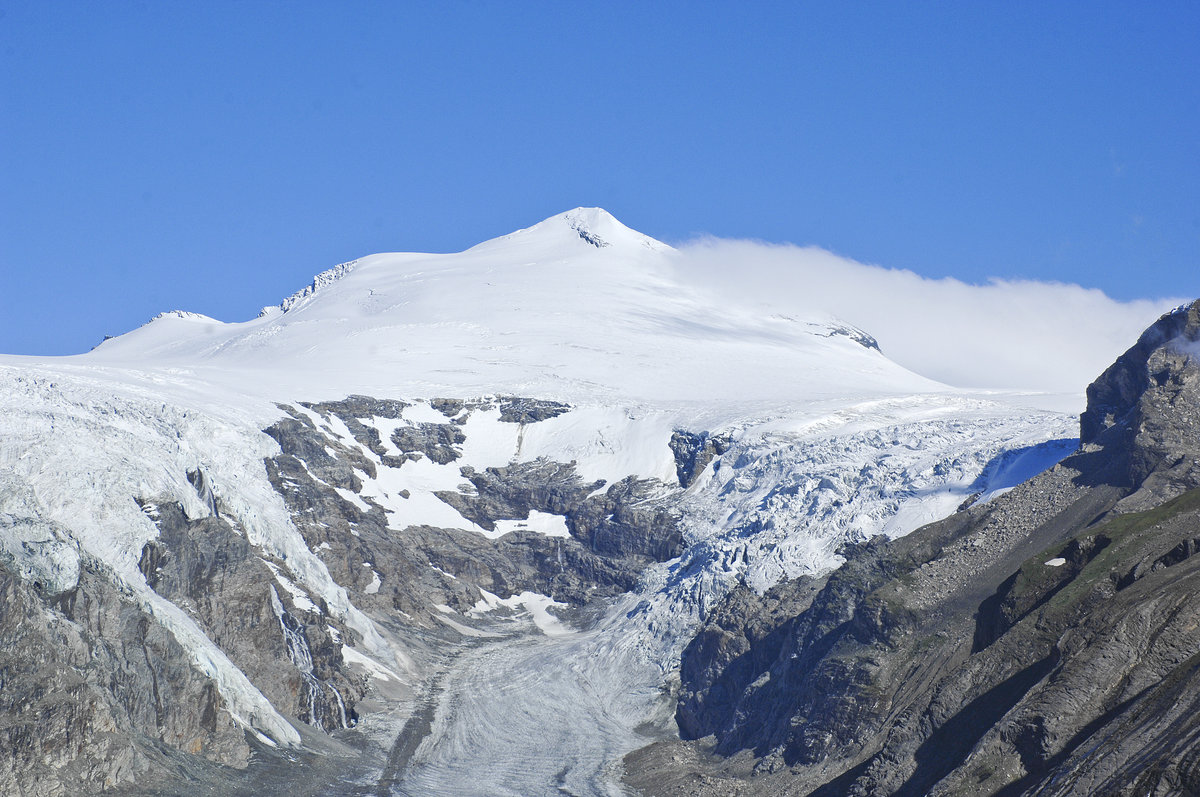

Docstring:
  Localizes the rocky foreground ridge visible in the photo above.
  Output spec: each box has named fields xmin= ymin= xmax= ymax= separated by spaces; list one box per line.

xmin=627 ymin=302 xmax=1200 ymax=795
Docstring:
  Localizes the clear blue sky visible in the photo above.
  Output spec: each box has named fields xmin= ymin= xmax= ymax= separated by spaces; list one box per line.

xmin=2 ymin=1 xmax=1198 ymax=355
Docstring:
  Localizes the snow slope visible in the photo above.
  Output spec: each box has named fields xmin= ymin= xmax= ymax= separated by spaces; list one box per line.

xmin=0 ymin=208 xmax=1079 ymax=789
xmin=72 ymin=208 xmax=944 ymax=408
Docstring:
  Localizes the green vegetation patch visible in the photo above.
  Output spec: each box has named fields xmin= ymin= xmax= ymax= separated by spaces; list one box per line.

xmin=1014 ymin=487 xmax=1200 ymax=614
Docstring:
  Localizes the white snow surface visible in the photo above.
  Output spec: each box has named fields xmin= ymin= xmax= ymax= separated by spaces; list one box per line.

xmin=470 ymin=588 xmax=572 ymax=637
xmin=75 ymin=208 xmax=952 ymax=407
xmin=490 ymin=511 xmax=570 ymax=539
xmin=0 ymin=208 xmax=1082 ymax=785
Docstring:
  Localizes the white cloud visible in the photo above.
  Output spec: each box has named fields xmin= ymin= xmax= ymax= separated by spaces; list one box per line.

xmin=669 ymin=238 xmax=1182 ymax=395
xmin=1169 ymin=335 xmax=1200 ymax=364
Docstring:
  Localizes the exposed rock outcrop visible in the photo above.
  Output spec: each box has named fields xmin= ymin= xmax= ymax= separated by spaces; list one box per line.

xmin=136 ymin=495 xmax=361 ymax=734
xmin=670 ymin=430 xmax=732 ymax=488
xmin=1079 ymin=300 xmax=1200 ymax=510
xmin=0 ymin=559 xmax=250 ymax=796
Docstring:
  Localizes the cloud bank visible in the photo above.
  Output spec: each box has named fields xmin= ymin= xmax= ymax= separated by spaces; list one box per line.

xmin=671 ymin=238 xmax=1183 ymax=397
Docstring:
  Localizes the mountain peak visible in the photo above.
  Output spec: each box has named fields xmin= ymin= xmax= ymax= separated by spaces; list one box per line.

xmin=1080 ymin=299 xmax=1200 ymax=445
xmin=560 ymin=207 xmax=621 ymax=248
xmin=471 ymin=207 xmax=671 ymax=254
xmin=1077 ymin=299 xmax=1200 ymax=509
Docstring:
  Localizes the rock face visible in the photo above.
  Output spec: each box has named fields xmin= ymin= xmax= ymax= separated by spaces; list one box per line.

xmin=630 ymin=300 xmax=1200 ymax=797
xmin=1080 ymin=300 xmax=1200 ymax=509
xmin=136 ymin=493 xmax=362 ymax=734
xmin=0 ymin=559 xmax=250 ymax=796
xmin=670 ymin=431 xmax=733 ymax=489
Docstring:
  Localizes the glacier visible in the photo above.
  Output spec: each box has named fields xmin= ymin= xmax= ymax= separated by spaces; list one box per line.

xmin=0 ymin=208 xmax=1079 ymax=795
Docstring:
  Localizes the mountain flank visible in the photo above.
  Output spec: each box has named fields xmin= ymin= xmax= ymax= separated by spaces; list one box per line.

xmin=626 ymin=301 xmax=1200 ymax=795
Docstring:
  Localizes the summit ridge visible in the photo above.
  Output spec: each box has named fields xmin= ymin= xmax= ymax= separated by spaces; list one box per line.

xmin=78 ymin=208 xmax=935 ymax=406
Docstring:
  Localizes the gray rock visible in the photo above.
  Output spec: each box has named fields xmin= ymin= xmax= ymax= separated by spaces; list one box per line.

xmin=496 ymin=396 xmax=572 ymax=424
xmin=827 ymin=323 xmax=881 ymax=351
xmin=0 ymin=559 xmax=250 ymax=796
xmin=669 ymin=430 xmax=732 ymax=488
xmin=390 ymin=422 xmax=465 ymax=465
xmin=263 ymin=406 xmax=685 ymax=622
xmin=135 ymin=495 xmax=361 ymax=734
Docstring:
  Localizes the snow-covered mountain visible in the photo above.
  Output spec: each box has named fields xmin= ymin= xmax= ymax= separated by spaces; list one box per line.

xmin=80 ymin=207 xmax=937 ymax=407
xmin=0 ymin=209 xmax=1076 ymax=795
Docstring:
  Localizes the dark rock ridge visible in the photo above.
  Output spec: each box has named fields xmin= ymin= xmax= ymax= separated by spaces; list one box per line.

xmin=825 ymin=323 xmax=881 ymax=352
xmin=1080 ymin=301 xmax=1200 ymax=446
xmin=1079 ymin=300 xmax=1200 ymax=510
xmin=390 ymin=422 xmax=465 ymax=465
xmin=496 ymin=396 xmax=572 ymax=424
xmin=628 ymin=299 xmax=1200 ymax=797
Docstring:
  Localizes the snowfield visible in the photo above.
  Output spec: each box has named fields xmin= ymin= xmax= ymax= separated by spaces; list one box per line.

xmin=0 ymin=208 xmax=1079 ymax=793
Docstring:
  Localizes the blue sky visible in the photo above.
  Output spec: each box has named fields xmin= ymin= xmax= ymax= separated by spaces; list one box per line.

xmin=2 ymin=1 xmax=1198 ymax=356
